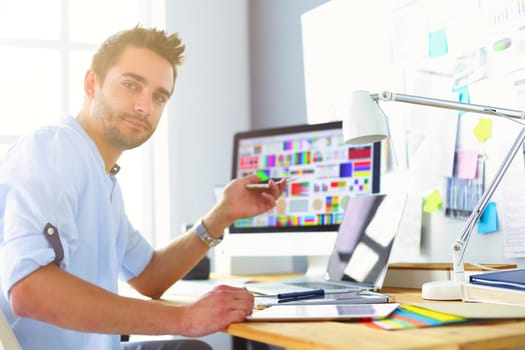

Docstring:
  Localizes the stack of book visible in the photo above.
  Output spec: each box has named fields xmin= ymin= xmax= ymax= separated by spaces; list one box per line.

xmin=460 ymin=268 xmax=525 ymax=306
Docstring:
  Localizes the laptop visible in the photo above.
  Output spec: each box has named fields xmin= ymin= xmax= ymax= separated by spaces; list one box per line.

xmin=244 ymin=193 xmax=407 ymax=298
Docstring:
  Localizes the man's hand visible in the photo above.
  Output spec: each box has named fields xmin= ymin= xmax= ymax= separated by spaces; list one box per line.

xmin=176 ymin=285 xmax=254 ymax=337
xmin=204 ymin=174 xmax=288 ymax=232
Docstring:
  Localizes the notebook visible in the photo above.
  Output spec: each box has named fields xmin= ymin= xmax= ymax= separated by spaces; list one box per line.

xmin=244 ymin=193 xmax=407 ymax=299
xmin=469 ymin=268 xmax=525 ymax=291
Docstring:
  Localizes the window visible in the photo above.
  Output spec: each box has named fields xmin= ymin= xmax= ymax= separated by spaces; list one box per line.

xmin=0 ymin=0 xmax=168 ymax=246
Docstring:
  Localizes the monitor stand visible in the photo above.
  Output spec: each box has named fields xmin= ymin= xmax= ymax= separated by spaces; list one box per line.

xmin=305 ymin=255 xmax=330 ymax=277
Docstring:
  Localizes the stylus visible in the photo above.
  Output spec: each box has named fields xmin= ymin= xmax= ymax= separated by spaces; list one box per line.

xmin=245 ymin=176 xmax=299 ymax=189
xmin=277 ymin=289 xmax=325 ymax=300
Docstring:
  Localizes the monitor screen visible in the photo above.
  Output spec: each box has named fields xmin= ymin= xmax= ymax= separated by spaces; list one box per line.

xmin=230 ymin=121 xmax=381 ymax=234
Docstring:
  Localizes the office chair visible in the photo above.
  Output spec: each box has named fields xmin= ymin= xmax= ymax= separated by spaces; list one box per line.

xmin=0 ymin=308 xmax=21 ymax=350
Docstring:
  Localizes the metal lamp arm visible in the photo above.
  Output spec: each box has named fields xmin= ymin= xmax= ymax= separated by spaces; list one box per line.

xmin=453 ymin=129 xmax=525 ymax=280
xmin=369 ymin=90 xmax=525 ymax=282
xmin=372 ymin=91 xmax=525 ymax=119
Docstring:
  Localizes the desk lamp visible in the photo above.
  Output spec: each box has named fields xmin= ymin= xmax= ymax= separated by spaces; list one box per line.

xmin=344 ymin=90 xmax=525 ymax=300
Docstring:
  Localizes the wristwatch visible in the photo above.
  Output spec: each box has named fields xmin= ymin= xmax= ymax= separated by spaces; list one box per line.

xmin=195 ymin=219 xmax=223 ymax=247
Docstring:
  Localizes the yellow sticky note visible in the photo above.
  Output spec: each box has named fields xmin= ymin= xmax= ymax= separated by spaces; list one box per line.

xmin=473 ymin=118 xmax=492 ymax=143
xmin=423 ymin=189 xmax=442 ymax=213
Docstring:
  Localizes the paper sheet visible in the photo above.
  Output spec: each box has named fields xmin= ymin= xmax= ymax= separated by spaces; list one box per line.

xmin=413 ymin=302 xmax=525 ymax=319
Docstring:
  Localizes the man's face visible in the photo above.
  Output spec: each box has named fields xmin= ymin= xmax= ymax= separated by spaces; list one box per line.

xmin=90 ymin=46 xmax=174 ymax=150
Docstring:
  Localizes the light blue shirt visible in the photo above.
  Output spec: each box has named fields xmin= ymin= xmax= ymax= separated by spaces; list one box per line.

xmin=0 ymin=115 xmax=154 ymax=349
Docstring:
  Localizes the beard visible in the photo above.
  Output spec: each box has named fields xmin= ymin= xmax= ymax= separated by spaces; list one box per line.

xmin=92 ymin=92 xmax=155 ymax=150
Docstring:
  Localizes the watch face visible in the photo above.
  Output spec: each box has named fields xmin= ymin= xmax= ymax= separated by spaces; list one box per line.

xmin=206 ymin=235 xmax=221 ymax=247
xmin=196 ymin=221 xmax=222 ymax=247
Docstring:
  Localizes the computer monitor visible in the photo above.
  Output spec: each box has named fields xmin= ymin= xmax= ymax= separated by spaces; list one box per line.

xmin=217 ymin=121 xmax=381 ymax=275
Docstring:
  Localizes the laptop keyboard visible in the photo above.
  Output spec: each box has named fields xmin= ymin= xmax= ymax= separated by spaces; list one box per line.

xmin=288 ymin=281 xmax=360 ymax=292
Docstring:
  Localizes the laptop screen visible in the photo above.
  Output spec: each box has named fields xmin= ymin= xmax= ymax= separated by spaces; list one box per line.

xmin=326 ymin=193 xmax=407 ymax=289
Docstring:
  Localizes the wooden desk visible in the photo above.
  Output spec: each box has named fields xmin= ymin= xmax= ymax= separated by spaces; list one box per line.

xmin=123 ymin=275 xmax=525 ymax=350
xmin=226 ymin=287 xmax=525 ymax=350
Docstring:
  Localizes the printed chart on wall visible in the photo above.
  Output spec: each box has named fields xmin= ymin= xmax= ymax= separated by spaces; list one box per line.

xmin=498 ymin=141 xmax=525 ymax=258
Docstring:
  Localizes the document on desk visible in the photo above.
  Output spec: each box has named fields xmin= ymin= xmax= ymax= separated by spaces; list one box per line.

xmin=412 ymin=302 xmax=525 ymax=319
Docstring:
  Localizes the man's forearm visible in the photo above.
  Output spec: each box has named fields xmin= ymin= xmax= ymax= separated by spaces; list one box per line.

xmin=128 ymin=226 xmax=212 ymax=298
xmin=10 ymin=264 xmax=181 ymax=335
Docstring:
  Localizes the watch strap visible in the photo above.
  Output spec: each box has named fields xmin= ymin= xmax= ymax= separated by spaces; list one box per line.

xmin=195 ymin=219 xmax=223 ymax=247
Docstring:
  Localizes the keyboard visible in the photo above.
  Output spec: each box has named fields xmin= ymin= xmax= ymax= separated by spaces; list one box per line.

xmin=288 ymin=281 xmax=361 ymax=292
xmin=245 ymin=279 xmax=364 ymax=295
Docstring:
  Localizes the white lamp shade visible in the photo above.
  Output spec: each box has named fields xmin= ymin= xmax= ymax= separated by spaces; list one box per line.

xmin=344 ymin=90 xmax=388 ymax=145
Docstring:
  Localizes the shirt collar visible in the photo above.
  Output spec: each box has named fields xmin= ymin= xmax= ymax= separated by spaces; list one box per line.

xmin=60 ymin=115 xmax=121 ymax=176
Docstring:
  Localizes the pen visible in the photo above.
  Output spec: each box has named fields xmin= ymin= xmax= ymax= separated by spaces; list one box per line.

xmin=277 ymin=289 xmax=325 ymax=300
xmin=283 ymin=176 xmax=298 ymax=183
xmin=246 ymin=176 xmax=299 ymax=189
xmin=267 ymin=176 xmax=298 ymax=184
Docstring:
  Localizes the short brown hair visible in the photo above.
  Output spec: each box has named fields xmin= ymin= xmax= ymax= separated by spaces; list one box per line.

xmin=91 ymin=25 xmax=185 ymax=91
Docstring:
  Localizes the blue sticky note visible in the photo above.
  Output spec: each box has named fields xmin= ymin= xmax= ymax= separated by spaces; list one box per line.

xmin=429 ymin=28 xmax=448 ymax=58
xmin=477 ymin=201 xmax=498 ymax=234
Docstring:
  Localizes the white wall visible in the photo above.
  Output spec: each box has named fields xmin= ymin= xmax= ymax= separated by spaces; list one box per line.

xmin=301 ymin=0 xmax=525 ymax=268
xmin=164 ymin=2 xmax=250 ymax=348
xmin=165 ymin=0 xmax=251 ymax=238
xmin=248 ymin=0 xmax=329 ymax=129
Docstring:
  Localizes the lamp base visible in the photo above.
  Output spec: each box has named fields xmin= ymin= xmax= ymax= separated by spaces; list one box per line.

xmin=421 ymin=280 xmax=462 ymax=300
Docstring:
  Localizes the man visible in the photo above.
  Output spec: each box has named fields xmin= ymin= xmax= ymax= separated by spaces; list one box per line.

xmin=0 ymin=26 xmax=286 ymax=349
